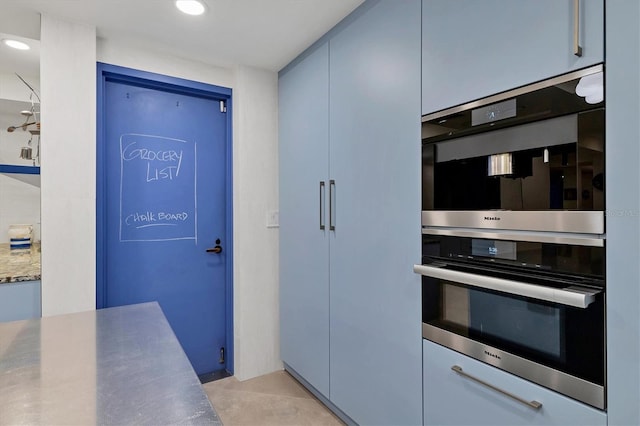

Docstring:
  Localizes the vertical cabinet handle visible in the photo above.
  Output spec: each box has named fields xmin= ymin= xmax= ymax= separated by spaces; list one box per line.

xmin=573 ymin=0 xmax=583 ymax=57
xmin=451 ymin=365 xmax=543 ymax=410
xmin=329 ymin=180 xmax=336 ymax=231
xmin=320 ymin=181 xmax=325 ymax=230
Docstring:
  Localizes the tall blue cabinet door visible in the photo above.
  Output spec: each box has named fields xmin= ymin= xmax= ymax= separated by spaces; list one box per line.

xmin=605 ymin=2 xmax=640 ymax=426
xmin=279 ymin=43 xmax=330 ymax=397
xmin=328 ymin=1 xmax=422 ymax=424
xmin=422 ymin=0 xmax=604 ymax=114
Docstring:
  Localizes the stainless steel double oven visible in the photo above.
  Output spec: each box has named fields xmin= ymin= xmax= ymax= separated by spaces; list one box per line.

xmin=415 ymin=65 xmax=606 ymax=409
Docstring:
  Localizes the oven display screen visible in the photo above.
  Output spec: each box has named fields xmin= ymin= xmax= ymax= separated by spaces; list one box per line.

xmin=471 ymin=239 xmax=517 ymax=260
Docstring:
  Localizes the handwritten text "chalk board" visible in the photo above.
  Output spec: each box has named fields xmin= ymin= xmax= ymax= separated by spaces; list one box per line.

xmin=119 ymin=134 xmax=197 ymax=242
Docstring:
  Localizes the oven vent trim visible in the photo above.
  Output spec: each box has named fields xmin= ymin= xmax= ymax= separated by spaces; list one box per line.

xmin=422 ymin=210 xmax=604 ymax=235
xmin=421 ymin=227 xmax=605 ymax=247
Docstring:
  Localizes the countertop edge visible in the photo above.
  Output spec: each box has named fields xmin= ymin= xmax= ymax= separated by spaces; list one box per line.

xmin=0 ymin=274 xmax=42 ymax=284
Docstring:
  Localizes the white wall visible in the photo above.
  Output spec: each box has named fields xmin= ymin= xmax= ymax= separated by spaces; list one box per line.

xmin=0 ymin=103 xmax=41 ymax=244
xmin=0 ymin=105 xmax=39 ymax=167
xmin=0 ymin=72 xmax=41 ymax=103
xmin=0 ymin=174 xmax=40 ymax=244
xmin=97 ymin=39 xmax=233 ymax=89
xmin=0 ymin=75 xmax=42 ymax=245
xmin=40 ymin=15 xmax=97 ymax=316
xmin=232 ymin=65 xmax=281 ymax=380
xmin=37 ymin=15 xmax=280 ymax=381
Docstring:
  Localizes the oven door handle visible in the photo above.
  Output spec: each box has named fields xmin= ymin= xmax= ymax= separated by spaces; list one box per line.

xmin=413 ymin=264 xmax=600 ymax=309
xmin=451 ymin=365 xmax=542 ymax=410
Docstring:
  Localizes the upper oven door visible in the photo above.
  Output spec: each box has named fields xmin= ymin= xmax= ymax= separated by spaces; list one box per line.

xmin=421 ymin=65 xmax=605 ymax=233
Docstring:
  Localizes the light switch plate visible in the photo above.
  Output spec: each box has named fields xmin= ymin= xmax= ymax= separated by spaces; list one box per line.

xmin=266 ymin=210 xmax=279 ymax=228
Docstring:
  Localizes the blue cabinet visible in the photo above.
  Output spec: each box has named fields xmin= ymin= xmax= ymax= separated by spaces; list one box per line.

xmin=279 ymin=43 xmax=331 ymax=397
xmin=423 ymin=340 xmax=606 ymax=426
xmin=605 ymin=3 xmax=640 ymax=426
xmin=422 ymin=0 xmax=604 ymax=114
xmin=0 ymin=281 xmax=41 ymax=322
xmin=279 ymin=1 xmax=422 ymax=424
xmin=328 ymin=1 xmax=422 ymax=425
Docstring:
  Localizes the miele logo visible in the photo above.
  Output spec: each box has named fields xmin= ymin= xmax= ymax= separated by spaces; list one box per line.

xmin=484 ymin=216 xmax=501 ymax=221
xmin=484 ymin=350 xmax=502 ymax=360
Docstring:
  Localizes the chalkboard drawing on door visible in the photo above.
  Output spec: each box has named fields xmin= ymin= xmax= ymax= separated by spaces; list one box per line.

xmin=98 ymin=64 xmax=232 ymax=378
xmin=119 ymin=134 xmax=197 ymax=242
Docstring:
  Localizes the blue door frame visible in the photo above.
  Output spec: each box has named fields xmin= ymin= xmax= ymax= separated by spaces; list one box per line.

xmin=96 ymin=62 xmax=234 ymax=373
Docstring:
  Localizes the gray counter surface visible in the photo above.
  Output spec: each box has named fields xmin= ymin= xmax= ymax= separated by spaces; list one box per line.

xmin=0 ymin=302 xmax=221 ymax=425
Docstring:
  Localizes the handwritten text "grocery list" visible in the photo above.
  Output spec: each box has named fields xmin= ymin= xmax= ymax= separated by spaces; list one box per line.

xmin=122 ymin=142 xmax=183 ymax=182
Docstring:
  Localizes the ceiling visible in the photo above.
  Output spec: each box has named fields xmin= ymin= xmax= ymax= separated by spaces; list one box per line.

xmin=1 ymin=0 xmax=365 ymax=73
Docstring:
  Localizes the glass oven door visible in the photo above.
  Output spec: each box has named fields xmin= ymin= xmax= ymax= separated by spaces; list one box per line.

xmin=422 ymin=66 xmax=605 ymax=214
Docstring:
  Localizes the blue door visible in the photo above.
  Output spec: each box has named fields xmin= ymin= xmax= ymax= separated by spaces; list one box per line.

xmin=98 ymin=66 xmax=231 ymax=376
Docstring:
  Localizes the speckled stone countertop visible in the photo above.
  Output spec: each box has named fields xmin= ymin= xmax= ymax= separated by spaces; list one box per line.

xmin=0 ymin=242 xmax=41 ymax=284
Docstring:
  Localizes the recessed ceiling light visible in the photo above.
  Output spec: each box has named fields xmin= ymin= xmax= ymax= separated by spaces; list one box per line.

xmin=3 ymin=39 xmax=30 ymax=50
xmin=175 ymin=0 xmax=206 ymax=16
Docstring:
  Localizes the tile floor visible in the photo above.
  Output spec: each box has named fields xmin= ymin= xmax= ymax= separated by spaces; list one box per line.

xmin=203 ymin=370 xmax=344 ymax=426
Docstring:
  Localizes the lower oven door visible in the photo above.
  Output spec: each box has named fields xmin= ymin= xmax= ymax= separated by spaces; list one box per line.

xmin=415 ymin=263 xmax=605 ymax=409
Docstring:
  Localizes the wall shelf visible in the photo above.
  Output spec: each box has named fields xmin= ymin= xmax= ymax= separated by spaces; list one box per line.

xmin=0 ymin=165 xmax=40 ymax=174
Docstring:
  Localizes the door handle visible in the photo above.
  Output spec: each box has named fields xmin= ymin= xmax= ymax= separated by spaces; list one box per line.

xmin=329 ymin=180 xmax=336 ymax=231
xmin=451 ymin=365 xmax=542 ymax=410
xmin=413 ymin=263 xmax=600 ymax=308
xmin=320 ymin=181 xmax=325 ymax=230
xmin=573 ymin=0 xmax=583 ymax=57
xmin=206 ymin=238 xmax=223 ymax=254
